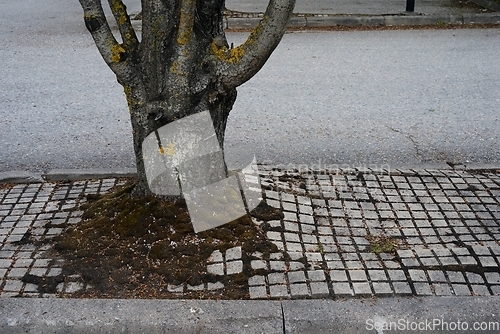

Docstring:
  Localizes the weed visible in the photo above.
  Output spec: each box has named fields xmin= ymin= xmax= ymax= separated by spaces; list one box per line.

xmin=368 ymin=236 xmax=399 ymax=254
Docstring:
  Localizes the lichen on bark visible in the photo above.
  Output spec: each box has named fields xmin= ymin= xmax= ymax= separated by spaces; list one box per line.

xmin=79 ymin=0 xmax=296 ymax=197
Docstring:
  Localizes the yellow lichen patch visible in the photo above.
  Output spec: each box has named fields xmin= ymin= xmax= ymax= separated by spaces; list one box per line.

xmin=212 ymin=16 xmax=265 ymax=63
xmin=170 ymin=61 xmax=179 ymax=74
xmin=123 ymin=85 xmax=136 ymax=109
xmin=109 ymin=0 xmax=128 ymax=26
xmin=110 ymin=43 xmax=126 ymax=63
xmin=248 ymin=26 xmax=263 ymax=44
xmin=170 ymin=60 xmax=186 ymax=76
xmin=211 ymin=43 xmax=245 ymax=64
xmin=83 ymin=14 xmax=95 ymax=21
xmin=177 ymin=28 xmax=192 ymax=46
xmin=229 ymin=47 xmax=245 ymax=61
xmin=117 ymin=15 xmax=127 ymax=26
xmin=123 ymin=85 xmax=132 ymax=100
xmin=176 ymin=0 xmax=195 ymax=45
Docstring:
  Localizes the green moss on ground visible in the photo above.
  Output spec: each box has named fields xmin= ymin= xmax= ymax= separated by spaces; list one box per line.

xmin=368 ymin=235 xmax=400 ymax=255
xmin=54 ymin=180 xmax=278 ymax=299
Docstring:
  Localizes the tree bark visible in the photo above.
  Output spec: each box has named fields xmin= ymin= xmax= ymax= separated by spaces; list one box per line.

xmin=79 ymin=0 xmax=295 ymax=196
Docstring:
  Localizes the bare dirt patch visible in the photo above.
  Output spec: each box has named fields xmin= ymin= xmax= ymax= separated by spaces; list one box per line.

xmin=52 ymin=180 xmax=282 ymax=299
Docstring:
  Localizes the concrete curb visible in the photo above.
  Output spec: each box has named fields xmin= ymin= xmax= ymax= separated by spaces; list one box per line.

xmin=0 ymin=169 xmax=138 ymax=185
xmin=225 ymin=13 xmax=500 ymax=29
xmin=42 ymin=168 xmax=137 ymax=182
xmin=283 ymin=297 xmax=500 ymax=333
xmin=1 ymin=297 xmax=499 ymax=333
xmin=463 ymin=12 xmax=500 ymax=24
xmin=0 ymin=171 xmax=44 ymax=184
xmin=0 ymin=299 xmax=283 ymax=334
xmin=471 ymin=0 xmax=500 ymax=12
xmin=463 ymin=163 xmax=500 ymax=172
xmin=2 ymin=164 xmax=499 ymax=184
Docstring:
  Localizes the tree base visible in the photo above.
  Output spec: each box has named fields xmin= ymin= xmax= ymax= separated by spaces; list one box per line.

xmin=52 ymin=180 xmax=281 ymax=299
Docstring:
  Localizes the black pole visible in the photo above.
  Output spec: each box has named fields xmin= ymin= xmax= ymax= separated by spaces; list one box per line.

xmin=406 ymin=0 xmax=415 ymax=12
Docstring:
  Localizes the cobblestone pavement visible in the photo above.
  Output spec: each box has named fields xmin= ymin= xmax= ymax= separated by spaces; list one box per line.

xmin=0 ymin=167 xmax=499 ymax=299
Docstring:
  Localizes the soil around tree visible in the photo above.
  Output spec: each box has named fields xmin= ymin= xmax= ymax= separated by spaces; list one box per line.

xmin=50 ymin=180 xmax=284 ymax=299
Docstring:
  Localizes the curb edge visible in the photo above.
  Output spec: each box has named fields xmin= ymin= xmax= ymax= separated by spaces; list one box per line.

xmin=0 ymin=172 xmax=44 ymax=184
xmin=42 ymin=168 xmax=138 ymax=182
xmin=2 ymin=164 xmax=499 ymax=184
xmin=225 ymin=13 xmax=500 ymax=29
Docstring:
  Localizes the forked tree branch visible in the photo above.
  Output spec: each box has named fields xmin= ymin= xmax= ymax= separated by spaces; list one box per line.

xmin=107 ymin=0 xmax=140 ymax=52
xmin=214 ymin=0 xmax=296 ymax=89
xmin=79 ymin=0 xmax=135 ymax=86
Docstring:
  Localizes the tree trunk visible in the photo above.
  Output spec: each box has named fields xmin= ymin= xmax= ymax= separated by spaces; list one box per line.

xmin=79 ymin=0 xmax=295 ymax=197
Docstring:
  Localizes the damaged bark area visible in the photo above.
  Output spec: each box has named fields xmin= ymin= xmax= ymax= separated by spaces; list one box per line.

xmin=79 ymin=0 xmax=295 ymax=196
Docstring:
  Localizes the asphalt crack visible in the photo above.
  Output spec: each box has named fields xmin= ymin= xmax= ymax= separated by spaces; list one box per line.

xmin=386 ymin=125 xmax=424 ymax=159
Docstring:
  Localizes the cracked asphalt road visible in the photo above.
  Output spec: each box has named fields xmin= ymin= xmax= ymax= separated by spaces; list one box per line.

xmin=224 ymin=29 xmax=500 ymax=169
xmin=1 ymin=0 xmax=499 ymax=172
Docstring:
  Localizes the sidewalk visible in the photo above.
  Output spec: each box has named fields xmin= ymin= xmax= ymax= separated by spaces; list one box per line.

xmin=1 ymin=165 xmax=499 ymax=299
xmin=1 ymin=165 xmax=499 ymax=331
xmin=222 ymin=0 xmax=500 ymax=29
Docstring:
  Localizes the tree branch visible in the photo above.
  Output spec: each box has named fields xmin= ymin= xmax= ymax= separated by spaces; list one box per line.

xmin=107 ymin=0 xmax=140 ymax=52
xmin=172 ymin=0 xmax=196 ymax=91
xmin=214 ymin=0 xmax=296 ymax=89
xmin=140 ymin=0 xmax=177 ymax=98
xmin=177 ymin=0 xmax=196 ymax=46
xmin=79 ymin=0 xmax=134 ymax=86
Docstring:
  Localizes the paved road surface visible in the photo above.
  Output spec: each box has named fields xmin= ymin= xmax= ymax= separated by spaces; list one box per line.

xmin=226 ymin=0 xmax=489 ymax=15
xmin=224 ymin=29 xmax=500 ymax=169
xmin=1 ymin=0 xmax=499 ymax=172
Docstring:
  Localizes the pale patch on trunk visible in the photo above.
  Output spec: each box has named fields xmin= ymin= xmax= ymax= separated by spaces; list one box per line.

xmin=78 ymin=0 xmax=296 ymax=197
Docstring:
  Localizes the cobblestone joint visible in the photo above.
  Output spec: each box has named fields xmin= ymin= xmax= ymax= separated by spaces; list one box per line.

xmin=1 ymin=167 xmax=499 ymax=299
